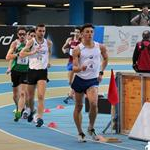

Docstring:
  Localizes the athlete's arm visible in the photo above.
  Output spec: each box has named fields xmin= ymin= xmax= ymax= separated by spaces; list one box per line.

xmin=62 ymin=37 xmax=71 ymax=54
xmin=132 ymin=43 xmax=139 ymax=65
xmin=5 ymin=41 xmax=18 ymax=60
xmin=19 ymin=39 xmax=35 ymax=57
xmin=100 ymin=44 xmax=108 ymax=72
xmin=72 ymin=46 xmax=86 ymax=73
xmin=47 ymin=39 xmax=53 ymax=68
xmin=6 ymin=60 xmax=12 ymax=74
xmin=130 ymin=15 xmax=140 ymax=25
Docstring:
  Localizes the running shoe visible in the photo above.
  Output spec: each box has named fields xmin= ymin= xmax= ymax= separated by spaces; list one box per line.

xmin=27 ymin=110 xmax=36 ymax=122
xmin=14 ymin=111 xmax=21 ymax=122
xmin=36 ymin=118 xmax=44 ymax=127
xmin=22 ymin=108 xmax=30 ymax=119
xmin=63 ymin=96 xmax=73 ymax=104
xmin=22 ymin=112 xmax=28 ymax=119
xmin=87 ymin=128 xmax=99 ymax=141
xmin=78 ymin=132 xmax=86 ymax=142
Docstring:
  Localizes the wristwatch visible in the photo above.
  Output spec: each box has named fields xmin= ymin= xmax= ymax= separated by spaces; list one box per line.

xmin=99 ymin=71 xmax=104 ymax=75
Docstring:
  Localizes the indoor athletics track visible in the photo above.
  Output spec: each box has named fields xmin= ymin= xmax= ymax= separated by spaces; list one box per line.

xmin=0 ymin=59 xmax=147 ymax=150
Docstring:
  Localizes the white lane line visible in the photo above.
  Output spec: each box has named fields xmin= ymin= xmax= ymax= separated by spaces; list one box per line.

xmin=45 ymin=122 xmax=136 ymax=150
xmin=0 ymin=95 xmax=66 ymax=108
xmin=0 ymin=96 xmax=136 ymax=150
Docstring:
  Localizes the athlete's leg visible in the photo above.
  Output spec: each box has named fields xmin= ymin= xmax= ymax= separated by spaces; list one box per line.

xmin=27 ymin=84 xmax=36 ymax=112
xmin=63 ymin=70 xmax=75 ymax=104
xmin=86 ymin=87 xmax=98 ymax=130
xmin=14 ymin=84 xmax=28 ymax=121
xmin=73 ymin=92 xmax=84 ymax=134
xmin=12 ymin=87 xmax=19 ymax=109
xmin=18 ymin=84 xmax=28 ymax=112
xmin=25 ymin=84 xmax=36 ymax=121
xmin=36 ymin=80 xmax=46 ymax=119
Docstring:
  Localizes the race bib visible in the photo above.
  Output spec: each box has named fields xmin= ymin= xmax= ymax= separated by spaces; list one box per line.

xmin=17 ymin=57 xmax=28 ymax=65
xmin=30 ymin=55 xmax=43 ymax=69
xmin=84 ymin=59 xmax=96 ymax=71
xmin=37 ymin=55 xmax=43 ymax=61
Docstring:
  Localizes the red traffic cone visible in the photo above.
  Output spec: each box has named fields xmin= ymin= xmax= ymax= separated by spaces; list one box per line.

xmin=56 ymin=105 xmax=65 ymax=109
xmin=48 ymin=122 xmax=58 ymax=128
xmin=44 ymin=108 xmax=51 ymax=113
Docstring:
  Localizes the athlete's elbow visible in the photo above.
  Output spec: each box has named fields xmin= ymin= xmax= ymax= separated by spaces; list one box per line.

xmin=5 ymin=55 xmax=11 ymax=61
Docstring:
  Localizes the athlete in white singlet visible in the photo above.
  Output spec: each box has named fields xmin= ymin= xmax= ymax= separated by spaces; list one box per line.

xmin=71 ymin=24 xmax=108 ymax=142
xmin=20 ymin=24 xmax=52 ymax=127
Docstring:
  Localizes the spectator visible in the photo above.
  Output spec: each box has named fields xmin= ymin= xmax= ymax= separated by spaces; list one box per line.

xmin=130 ymin=6 xmax=150 ymax=26
xmin=132 ymin=30 xmax=150 ymax=72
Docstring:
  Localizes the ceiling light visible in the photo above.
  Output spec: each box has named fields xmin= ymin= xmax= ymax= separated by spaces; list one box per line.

xmin=63 ymin=3 xmax=69 ymax=7
xmin=0 ymin=3 xmax=1 ymax=5
xmin=27 ymin=4 xmax=46 ymax=7
xmin=121 ymin=5 xmax=134 ymax=8
xmin=93 ymin=7 xmax=112 ymax=10
xmin=111 ymin=8 xmax=141 ymax=11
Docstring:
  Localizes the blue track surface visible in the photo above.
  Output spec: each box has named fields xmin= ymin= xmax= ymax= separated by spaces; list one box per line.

xmin=0 ymin=78 xmax=110 ymax=94
xmin=0 ymin=64 xmax=147 ymax=150
xmin=0 ymin=64 xmax=133 ymax=74
xmin=0 ymin=97 xmax=146 ymax=150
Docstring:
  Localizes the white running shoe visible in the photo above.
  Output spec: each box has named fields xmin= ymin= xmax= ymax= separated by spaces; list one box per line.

xmin=87 ymin=128 xmax=99 ymax=141
xmin=22 ymin=108 xmax=31 ymax=119
xmin=78 ymin=132 xmax=86 ymax=142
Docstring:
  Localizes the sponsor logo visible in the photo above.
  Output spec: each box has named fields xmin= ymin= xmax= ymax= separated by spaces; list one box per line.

xmin=0 ymin=34 xmax=14 ymax=45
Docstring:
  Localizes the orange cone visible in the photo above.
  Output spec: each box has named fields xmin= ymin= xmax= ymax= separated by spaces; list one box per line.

xmin=44 ymin=108 xmax=51 ymax=113
xmin=48 ymin=122 xmax=58 ymax=128
xmin=56 ymin=105 xmax=65 ymax=109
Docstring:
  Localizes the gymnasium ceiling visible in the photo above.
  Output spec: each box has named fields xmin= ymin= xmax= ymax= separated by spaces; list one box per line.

xmin=0 ymin=0 xmax=149 ymax=7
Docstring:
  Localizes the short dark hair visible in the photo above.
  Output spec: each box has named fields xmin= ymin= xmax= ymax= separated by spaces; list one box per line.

xmin=29 ymin=28 xmax=35 ymax=34
xmin=36 ymin=24 xmax=45 ymax=30
xmin=17 ymin=26 xmax=27 ymax=33
xmin=142 ymin=30 xmax=150 ymax=40
xmin=80 ymin=23 xmax=94 ymax=32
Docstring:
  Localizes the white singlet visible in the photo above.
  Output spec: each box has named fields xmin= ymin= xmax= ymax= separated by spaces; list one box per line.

xmin=76 ymin=42 xmax=101 ymax=79
xmin=29 ymin=38 xmax=49 ymax=70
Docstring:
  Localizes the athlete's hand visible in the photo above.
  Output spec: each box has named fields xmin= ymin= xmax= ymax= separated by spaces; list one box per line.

xmin=97 ymin=75 xmax=103 ymax=82
xmin=32 ymin=45 xmax=42 ymax=54
xmin=31 ymin=47 xmax=41 ymax=55
xmin=6 ymin=68 xmax=11 ymax=75
xmin=81 ymin=65 xmax=87 ymax=71
xmin=47 ymin=63 xmax=51 ymax=68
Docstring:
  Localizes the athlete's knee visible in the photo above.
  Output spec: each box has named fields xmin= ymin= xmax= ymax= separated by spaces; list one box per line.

xmin=37 ymin=94 xmax=44 ymax=102
xmin=19 ymin=91 xmax=26 ymax=98
xmin=13 ymin=93 xmax=18 ymax=100
xmin=89 ymin=101 xmax=97 ymax=108
xmin=75 ymin=103 xmax=83 ymax=112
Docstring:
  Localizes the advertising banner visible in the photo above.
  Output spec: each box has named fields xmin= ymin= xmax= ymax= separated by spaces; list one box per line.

xmin=0 ymin=26 xmax=17 ymax=59
xmin=0 ymin=25 xmax=150 ymax=59
xmin=104 ymin=26 xmax=150 ymax=58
